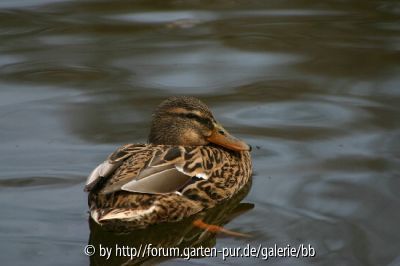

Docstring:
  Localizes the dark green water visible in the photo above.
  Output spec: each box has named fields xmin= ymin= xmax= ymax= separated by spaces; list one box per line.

xmin=0 ymin=1 xmax=399 ymax=265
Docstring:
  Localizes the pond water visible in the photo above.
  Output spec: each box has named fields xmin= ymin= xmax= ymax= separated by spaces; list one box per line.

xmin=0 ymin=0 xmax=399 ymax=265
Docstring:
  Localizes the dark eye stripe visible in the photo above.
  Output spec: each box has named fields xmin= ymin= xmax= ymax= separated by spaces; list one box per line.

xmin=170 ymin=113 xmax=213 ymax=129
xmin=185 ymin=113 xmax=213 ymax=128
xmin=185 ymin=113 xmax=198 ymax=119
xmin=166 ymin=111 xmax=213 ymax=129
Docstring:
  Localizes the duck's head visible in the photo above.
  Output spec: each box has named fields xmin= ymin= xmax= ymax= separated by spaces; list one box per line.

xmin=148 ymin=96 xmax=250 ymax=151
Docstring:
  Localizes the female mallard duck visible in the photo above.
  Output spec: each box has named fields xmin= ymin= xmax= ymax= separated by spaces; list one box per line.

xmin=85 ymin=96 xmax=252 ymax=228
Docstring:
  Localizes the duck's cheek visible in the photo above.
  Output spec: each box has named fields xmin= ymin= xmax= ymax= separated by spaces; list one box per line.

xmin=180 ymin=130 xmax=208 ymax=146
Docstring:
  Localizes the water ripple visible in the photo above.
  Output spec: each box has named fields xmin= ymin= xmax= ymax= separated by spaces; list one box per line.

xmin=0 ymin=176 xmax=84 ymax=188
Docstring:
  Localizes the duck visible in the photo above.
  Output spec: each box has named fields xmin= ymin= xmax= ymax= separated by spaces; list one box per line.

xmin=85 ymin=96 xmax=252 ymax=229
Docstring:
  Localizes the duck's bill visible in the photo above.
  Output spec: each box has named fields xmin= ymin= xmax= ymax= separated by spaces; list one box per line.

xmin=207 ymin=127 xmax=250 ymax=151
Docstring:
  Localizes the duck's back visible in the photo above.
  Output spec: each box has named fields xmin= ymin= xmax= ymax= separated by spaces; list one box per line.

xmin=85 ymin=144 xmax=252 ymax=227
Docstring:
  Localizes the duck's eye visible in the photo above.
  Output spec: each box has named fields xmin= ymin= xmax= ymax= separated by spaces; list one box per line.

xmin=218 ymin=130 xmax=225 ymax=135
xmin=186 ymin=113 xmax=198 ymax=119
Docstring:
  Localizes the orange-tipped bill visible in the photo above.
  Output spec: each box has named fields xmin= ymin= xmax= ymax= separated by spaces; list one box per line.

xmin=207 ymin=126 xmax=250 ymax=151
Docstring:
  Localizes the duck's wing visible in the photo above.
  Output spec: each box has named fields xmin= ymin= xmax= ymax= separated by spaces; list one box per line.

xmin=86 ymin=146 xmax=223 ymax=195
xmin=118 ymin=146 xmax=225 ymax=194
xmin=106 ymin=146 xmax=192 ymax=194
xmin=84 ymin=144 xmax=147 ymax=192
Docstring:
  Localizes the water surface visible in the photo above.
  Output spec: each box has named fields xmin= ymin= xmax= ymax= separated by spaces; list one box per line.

xmin=0 ymin=0 xmax=400 ymax=265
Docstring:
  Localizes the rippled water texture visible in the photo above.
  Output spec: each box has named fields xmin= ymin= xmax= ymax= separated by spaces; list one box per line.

xmin=1 ymin=1 xmax=400 ymax=265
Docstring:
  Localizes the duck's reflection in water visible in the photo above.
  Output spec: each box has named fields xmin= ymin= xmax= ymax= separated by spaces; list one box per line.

xmin=88 ymin=180 xmax=253 ymax=265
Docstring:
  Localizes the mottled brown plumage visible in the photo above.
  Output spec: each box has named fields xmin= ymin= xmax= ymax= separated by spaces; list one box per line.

xmin=85 ymin=96 xmax=252 ymax=228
